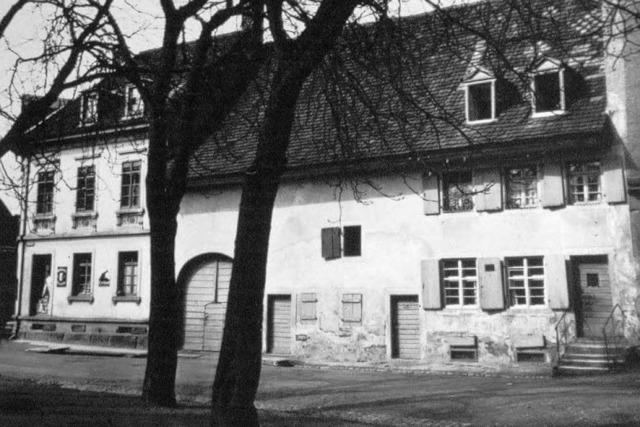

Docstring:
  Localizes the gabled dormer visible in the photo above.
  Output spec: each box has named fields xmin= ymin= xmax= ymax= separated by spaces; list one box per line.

xmin=461 ymin=67 xmax=496 ymax=124
xmin=531 ymin=57 xmax=566 ymax=117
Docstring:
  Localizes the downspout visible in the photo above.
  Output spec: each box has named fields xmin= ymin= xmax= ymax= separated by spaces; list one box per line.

xmin=10 ymin=156 xmax=29 ymax=339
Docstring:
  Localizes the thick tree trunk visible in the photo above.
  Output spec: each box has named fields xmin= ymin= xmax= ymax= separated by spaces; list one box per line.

xmin=211 ymin=68 xmax=302 ymax=426
xmin=142 ymin=210 xmax=180 ymax=406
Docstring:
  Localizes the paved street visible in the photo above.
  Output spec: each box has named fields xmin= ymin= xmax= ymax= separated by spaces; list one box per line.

xmin=1 ymin=340 xmax=640 ymax=426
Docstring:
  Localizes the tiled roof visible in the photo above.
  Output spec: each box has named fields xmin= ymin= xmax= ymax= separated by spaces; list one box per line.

xmin=25 ymin=0 xmax=606 ymax=181
xmin=187 ymin=0 xmax=606 ymax=180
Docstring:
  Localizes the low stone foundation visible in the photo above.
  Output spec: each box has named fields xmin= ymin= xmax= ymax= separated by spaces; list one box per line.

xmin=15 ymin=316 xmax=148 ymax=349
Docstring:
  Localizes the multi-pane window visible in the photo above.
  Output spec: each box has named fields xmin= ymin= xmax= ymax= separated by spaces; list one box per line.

xmin=117 ymin=251 xmax=139 ymax=296
xmin=120 ymin=161 xmax=141 ymax=208
xmin=567 ymin=161 xmax=601 ymax=203
xmin=507 ymin=257 xmax=545 ymax=306
xmin=443 ymin=171 xmax=474 ymax=212
xmin=341 ymin=293 xmax=362 ymax=323
xmin=505 ymin=166 xmax=539 ymax=208
xmin=36 ymin=170 xmax=55 ymax=214
xmin=124 ymin=85 xmax=144 ymax=118
xmin=76 ymin=166 xmax=95 ymax=212
xmin=72 ymin=253 xmax=92 ymax=296
xmin=533 ymin=71 xmax=563 ymax=113
xmin=81 ymin=92 xmax=98 ymax=124
xmin=442 ymin=259 xmax=477 ymax=306
xmin=466 ymin=82 xmax=494 ymax=122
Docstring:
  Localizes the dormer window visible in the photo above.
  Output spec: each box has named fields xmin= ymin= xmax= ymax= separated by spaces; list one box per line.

xmin=80 ymin=92 xmax=98 ymax=125
xmin=123 ymin=85 xmax=144 ymax=119
xmin=462 ymin=68 xmax=496 ymax=124
xmin=531 ymin=58 xmax=565 ymax=116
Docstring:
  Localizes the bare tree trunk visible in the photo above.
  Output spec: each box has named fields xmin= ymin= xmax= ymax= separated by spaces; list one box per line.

xmin=142 ymin=211 xmax=180 ymax=406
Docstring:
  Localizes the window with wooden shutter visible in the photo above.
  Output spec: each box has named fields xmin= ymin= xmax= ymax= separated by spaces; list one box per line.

xmin=474 ymin=168 xmax=503 ymax=212
xmin=478 ymin=258 xmax=505 ymax=310
xmin=298 ymin=293 xmax=317 ymax=321
xmin=602 ymin=154 xmax=626 ymax=204
xmin=546 ymin=255 xmax=569 ymax=309
xmin=422 ymin=173 xmax=440 ymax=215
xmin=321 ymin=227 xmax=341 ymax=259
xmin=421 ymin=259 xmax=442 ymax=310
xmin=342 ymin=293 xmax=362 ymax=322
xmin=542 ymin=162 xmax=565 ymax=208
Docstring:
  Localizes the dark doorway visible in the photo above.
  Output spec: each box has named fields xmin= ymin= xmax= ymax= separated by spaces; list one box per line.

xmin=30 ymin=254 xmax=52 ymax=316
xmin=390 ymin=295 xmax=420 ymax=359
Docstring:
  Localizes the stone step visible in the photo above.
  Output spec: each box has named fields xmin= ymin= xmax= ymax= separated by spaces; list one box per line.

xmin=558 ymin=358 xmax=622 ymax=368
xmin=556 ymin=365 xmax=612 ymax=376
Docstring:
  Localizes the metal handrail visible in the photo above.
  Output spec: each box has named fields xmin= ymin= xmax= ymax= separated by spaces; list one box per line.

xmin=602 ymin=303 xmax=626 ymax=369
xmin=554 ymin=309 xmax=574 ymax=360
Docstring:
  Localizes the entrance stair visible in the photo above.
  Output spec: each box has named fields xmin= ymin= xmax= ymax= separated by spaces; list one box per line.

xmin=556 ymin=337 xmax=627 ymax=375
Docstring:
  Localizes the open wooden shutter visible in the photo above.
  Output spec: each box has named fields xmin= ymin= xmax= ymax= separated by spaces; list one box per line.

xmin=422 ymin=173 xmax=440 ymax=215
xmin=546 ymin=254 xmax=569 ymax=309
xmin=421 ymin=259 xmax=442 ymax=310
xmin=542 ymin=162 xmax=565 ymax=208
xmin=478 ymin=258 xmax=505 ymax=310
xmin=474 ymin=168 xmax=503 ymax=212
xmin=321 ymin=227 xmax=341 ymax=259
xmin=602 ymin=154 xmax=626 ymax=204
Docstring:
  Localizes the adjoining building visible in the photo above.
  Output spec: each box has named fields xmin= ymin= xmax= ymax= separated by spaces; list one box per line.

xmin=11 ymin=0 xmax=640 ymax=371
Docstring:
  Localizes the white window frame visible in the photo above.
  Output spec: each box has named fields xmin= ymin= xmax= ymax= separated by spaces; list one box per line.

xmin=505 ymin=165 xmax=540 ymax=209
xmin=464 ymin=79 xmax=496 ymax=124
xmin=80 ymin=92 xmax=98 ymax=125
xmin=567 ymin=161 xmax=602 ymax=204
xmin=531 ymin=60 xmax=566 ymax=117
xmin=442 ymin=258 xmax=478 ymax=307
xmin=71 ymin=252 xmax=93 ymax=296
xmin=122 ymin=84 xmax=144 ymax=119
xmin=507 ymin=256 xmax=545 ymax=307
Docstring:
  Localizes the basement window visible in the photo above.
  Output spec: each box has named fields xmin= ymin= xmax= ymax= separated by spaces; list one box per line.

xmin=450 ymin=345 xmax=478 ymax=362
xmin=516 ymin=350 xmax=547 ymax=363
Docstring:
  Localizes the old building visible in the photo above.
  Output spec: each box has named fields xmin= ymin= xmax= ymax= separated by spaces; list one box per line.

xmin=13 ymin=83 xmax=150 ymax=348
xmin=11 ymin=0 xmax=640 ymax=370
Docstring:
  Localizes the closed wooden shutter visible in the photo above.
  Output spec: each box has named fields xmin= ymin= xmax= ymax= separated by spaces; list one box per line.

xmin=342 ymin=293 xmax=362 ymax=322
xmin=422 ymin=173 xmax=440 ymax=215
xmin=474 ymin=169 xmax=503 ymax=212
xmin=321 ymin=227 xmax=341 ymax=259
xmin=542 ymin=162 xmax=565 ymax=208
xmin=602 ymin=154 xmax=626 ymax=204
xmin=478 ymin=258 xmax=505 ymax=310
xmin=421 ymin=259 xmax=442 ymax=310
xmin=297 ymin=292 xmax=317 ymax=321
xmin=546 ymin=254 xmax=569 ymax=309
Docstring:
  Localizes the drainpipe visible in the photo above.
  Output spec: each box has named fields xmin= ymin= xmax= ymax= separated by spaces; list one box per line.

xmin=11 ymin=156 xmax=29 ymax=339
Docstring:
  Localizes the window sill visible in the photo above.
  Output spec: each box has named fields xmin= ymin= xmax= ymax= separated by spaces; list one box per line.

xmin=72 ymin=211 xmax=98 ymax=219
xmin=77 ymin=121 xmax=97 ymax=128
xmin=71 ymin=211 xmax=98 ymax=230
xmin=116 ymin=208 xmax=145 ymax=227
xmin=531 ymin=110 xmax=566 ymax=118
xmin=112 ymin=295 xmax=141 ymax=305
xmin=34 ymin=213 xmax=56 ymax=220
xmin=465 ymin=118 xmax=497 ymax=125
xmin=68 ymin=294 xmax=94 ymax=304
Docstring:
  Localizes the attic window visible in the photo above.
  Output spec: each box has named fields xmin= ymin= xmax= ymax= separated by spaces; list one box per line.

xmin=123 ymin=85 xmax=143 ymax=118
xmin=531 ymin=59 xmax=565 ymax=115
xmin=80 ymin=92 xmax=98 ymax=125
xmin=466 ymin=81 xmax=495 ymax=123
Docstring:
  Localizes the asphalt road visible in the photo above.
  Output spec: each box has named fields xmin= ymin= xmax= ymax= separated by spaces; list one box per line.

xmin=1 ymin=340 xmax=640 ymax=426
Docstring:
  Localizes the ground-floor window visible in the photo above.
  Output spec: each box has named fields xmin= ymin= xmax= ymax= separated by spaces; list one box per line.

xmin=506 ymin=256 xmax=545 ymax=306
xmin=72 ymin=253 xmax=92 ymax=296
xmin=117 ymin=251 xmax=139 ymax=296
xmin=442 ymin=258 xmax=477 ymax=306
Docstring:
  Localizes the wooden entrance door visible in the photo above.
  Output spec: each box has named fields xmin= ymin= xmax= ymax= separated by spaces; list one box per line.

xmin=267 ymin=295 xmax=291 ymax=354
xmin=182 ymin=257 xmax=232 ymax=351
xmin=390 ymin=295 xmax=420 ymax=359
xmin=577 ymin=260 xmax=612 ymax=337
